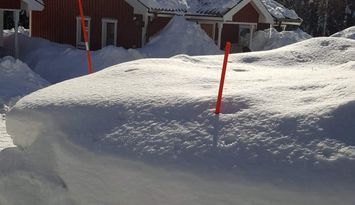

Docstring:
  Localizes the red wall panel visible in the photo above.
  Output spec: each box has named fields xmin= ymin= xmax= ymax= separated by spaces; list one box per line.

xmin=0 ymin=0 xmax=21 ymax=10
xmin=233 ymin=3 xmax=259 ymax=23
xmin=221 ymin=24 xmax=239 ymax=49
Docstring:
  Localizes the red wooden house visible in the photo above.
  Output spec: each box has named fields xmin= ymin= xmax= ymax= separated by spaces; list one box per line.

xmin=2 ymin=0 xmax=302 ymax=53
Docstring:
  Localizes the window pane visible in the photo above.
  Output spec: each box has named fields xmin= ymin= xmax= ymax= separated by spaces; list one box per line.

xmin=106 ymin=22 xmax=115 ymax=46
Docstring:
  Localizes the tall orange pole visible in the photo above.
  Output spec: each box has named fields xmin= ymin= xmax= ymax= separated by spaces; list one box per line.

xmin=215 ymin=42 xmax=231 ymax=115
xmin=77 ymin=0 xmax=93 ymax=74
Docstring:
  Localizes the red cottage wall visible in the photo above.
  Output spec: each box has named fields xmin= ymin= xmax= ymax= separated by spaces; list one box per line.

xmin=232 ymin=3 xmax=259 ymax=23
xmin=31 ymin=0 xmax=142 ymax=50
xmin=0 ymin=0 xmax=21 ymax=10
xmin=221 ymin=24 xmax=239 ymax=49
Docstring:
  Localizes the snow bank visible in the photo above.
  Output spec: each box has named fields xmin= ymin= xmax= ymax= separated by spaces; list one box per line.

xmin=0 ymin=56 xmax=49 ymax=107
xmin=140 ymin=16 xmax=222 ymax=57
xmin=331 ymin=26 xmax=355 ymax=40
xmin=8 ymin=37 xmax=355 ymax=169
xmin=251 ymin=28 xmax=312 ymax=51
xmin=3 ymin=36 xmax=355 ymax=204
xmin=260 ymin=0 xmax=299 ymax=19
xmin=240 ymin=37 xmax=355 ymax=67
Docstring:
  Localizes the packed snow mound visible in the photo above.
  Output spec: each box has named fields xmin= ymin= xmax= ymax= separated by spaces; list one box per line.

xmin=260 ymin=0 xmax=299 ymax=19
xmin=5 ymin=40 xmax=355 ymax=204
xmin=7 ymin=43 xmax=355 ymax=176
xmin=0 ymin=56 xmax=49 ymax=107
xmin=239 ymin=37 xmax=355 ymax=67
xmin=331 ymin=26 xmax=355 ymax=40
xmin=251 ymin=28 xmax=312 ymax=51
xmin=140 ymin=16 xmax=222 ymax=57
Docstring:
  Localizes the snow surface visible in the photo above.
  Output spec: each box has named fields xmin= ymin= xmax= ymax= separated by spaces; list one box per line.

xmin=331 ymin=26 xmax=355 ymax=40
xmin=260 ymin=0 xmax=299 ymax=19
xmin=140 ymin=16 xmax=222 ymax=57
xmin=251 ymin=28 xmax=312 ymax=51
xmin=3 ymin=37 xmax=355 ymax=204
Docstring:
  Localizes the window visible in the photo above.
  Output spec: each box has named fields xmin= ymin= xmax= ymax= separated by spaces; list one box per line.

xmin=102 ymin=18 xmax=118 ymax=48
xmin=76 ymin=16 xmax=91 ymax=49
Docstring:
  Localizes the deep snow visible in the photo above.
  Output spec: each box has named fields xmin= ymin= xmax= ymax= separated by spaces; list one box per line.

xmin=3 ymin=37 xmax=355 ymax=204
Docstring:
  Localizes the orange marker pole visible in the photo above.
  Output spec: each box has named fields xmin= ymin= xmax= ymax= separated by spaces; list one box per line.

xmin=215 ymin=42 xmax=231 ymax=115
xmin=77 ymin=0 xmax=93 ymax=74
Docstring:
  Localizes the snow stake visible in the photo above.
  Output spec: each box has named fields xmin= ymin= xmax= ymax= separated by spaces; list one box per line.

xmin=77 ymin=0 xmax=93 ymax=74
xmin=215 ymin=42 xmax=231 ymax=115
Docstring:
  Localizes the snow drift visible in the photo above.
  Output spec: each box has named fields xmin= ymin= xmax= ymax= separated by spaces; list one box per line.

xmin=140 ymin=16 xmax=222 ymax=57
xmin=7 ymin=37 xmax=355 ymax=172
xmin=331 ymin=26 xmax=355 ymax=40
xmin=251 ymin=28 xmax=312 ymax=51
xmin=2 ymin=35 xmax=355 ymax=205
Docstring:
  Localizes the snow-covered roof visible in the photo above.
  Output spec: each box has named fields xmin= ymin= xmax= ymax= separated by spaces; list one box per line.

xmin=137 ymin=0 xmax=299 ymax=20
xmin=22 ymin=0 xmax=44 ymax=11
xmin=260 ymin=0 xmax=298 ymax=20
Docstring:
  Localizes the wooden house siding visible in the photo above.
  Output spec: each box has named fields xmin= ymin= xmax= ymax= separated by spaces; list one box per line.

xmin=232 ymin=3 xmax=259 ymax=23
xmin=221 ymin=24 xmax=239 ymax=49
xmin=0 ymin=0 xmax=21 ymax=10
xmin=31 ymin=0 xmax=142 ymax=50
xmin=147 ymin=16 xmax=171 ymax=40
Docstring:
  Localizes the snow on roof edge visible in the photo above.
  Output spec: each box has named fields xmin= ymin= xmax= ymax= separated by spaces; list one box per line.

xmin=23 ymin=0 xmax=44 ymax=11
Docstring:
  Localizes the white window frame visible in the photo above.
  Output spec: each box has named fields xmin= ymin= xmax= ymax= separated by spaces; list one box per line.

xmin=76 ymin=16 xmax=91 ymax=49
xmin=101 ymin=18 xmax=118 ymax=48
